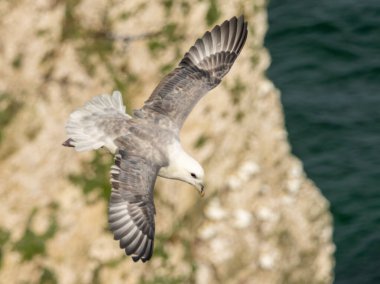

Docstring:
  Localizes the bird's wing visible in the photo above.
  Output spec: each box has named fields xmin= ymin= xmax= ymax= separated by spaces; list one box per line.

xmin=108 ymin=147 xmax=160 ymax=262
xmin=140 ymin=16 xmax=248 ymax=129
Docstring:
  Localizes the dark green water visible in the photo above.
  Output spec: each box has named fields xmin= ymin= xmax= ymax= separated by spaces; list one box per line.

xmin=265 ymin=1 xmax=380 ymax=283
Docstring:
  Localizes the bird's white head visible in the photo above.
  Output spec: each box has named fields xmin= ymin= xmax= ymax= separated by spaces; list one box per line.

xmin=160 ymin=149 xmax=205 ymax=196
xmin=181 ymin=156 xmax=205 ymax=197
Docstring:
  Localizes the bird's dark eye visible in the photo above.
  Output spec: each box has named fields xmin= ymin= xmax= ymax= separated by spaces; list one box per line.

xmin=191 ymin=173 xmax=197 ymax=178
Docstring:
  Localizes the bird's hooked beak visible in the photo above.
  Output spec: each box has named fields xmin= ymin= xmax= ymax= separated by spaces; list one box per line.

xmin=195 ymin=182 xmax=205 ymax=197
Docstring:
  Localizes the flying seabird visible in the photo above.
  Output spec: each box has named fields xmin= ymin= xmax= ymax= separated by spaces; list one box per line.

xmin=63 ymin=16 xmax=248 ymax=262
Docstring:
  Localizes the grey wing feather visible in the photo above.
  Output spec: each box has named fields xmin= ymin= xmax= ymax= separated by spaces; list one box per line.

xmin=108 ymin=148 xmax=159 ymax=262
xmin=140 ymin=16 xmax=248 ymax=128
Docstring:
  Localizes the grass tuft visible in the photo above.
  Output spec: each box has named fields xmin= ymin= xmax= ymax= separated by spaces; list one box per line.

xmin=0 ymin=93 xmax=23 ymax=144
xmin=206 ymin=0 xmax=221 ymax=26
xmin=13 ymin=208 xmax=58 ymax=261
xmin=69 ymin=151 xmax=113 ymax=201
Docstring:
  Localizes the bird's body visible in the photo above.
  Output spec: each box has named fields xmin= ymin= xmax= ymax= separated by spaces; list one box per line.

xmin=111 ymin=115 xmax=202 ymax=183
xmin=64 ymin=16 xmax=248 ymax=262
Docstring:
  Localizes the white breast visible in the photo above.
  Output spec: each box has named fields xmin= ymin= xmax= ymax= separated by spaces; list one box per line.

xmin=158 ymin=141 xmax=185 ymax=179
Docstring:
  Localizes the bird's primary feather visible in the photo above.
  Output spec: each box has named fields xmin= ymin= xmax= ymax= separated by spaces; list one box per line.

xmin=109 ymin=148 xmax=160 ymax=262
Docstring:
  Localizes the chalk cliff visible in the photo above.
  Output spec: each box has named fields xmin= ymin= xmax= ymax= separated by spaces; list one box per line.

xmin=0 ymin=0 xmax=334 ymax=283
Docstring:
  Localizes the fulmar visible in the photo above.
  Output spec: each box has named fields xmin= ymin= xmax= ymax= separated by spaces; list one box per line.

xmin=63 ymin=16 xmax=248 ymax=262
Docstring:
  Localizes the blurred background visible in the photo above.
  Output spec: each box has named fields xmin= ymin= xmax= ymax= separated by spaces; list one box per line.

xmin=265 ymin=0 xmax=380 ymax=283
xmin=7 ymin=0 xmax=379 ymax=283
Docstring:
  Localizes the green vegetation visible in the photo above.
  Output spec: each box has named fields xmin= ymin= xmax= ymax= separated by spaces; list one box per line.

xmin=250 ymin=50 xmax=259 ymax=67
xmin=160 ymin=62 xmax=176 ymax=75
xmin=235 ymin=110 xmax=245 ymax=122
xmin=90 ymin=255 xmax=126 ymax=284
xmin=162 ymin=0 xmax=174 ymax=13
xmin=163 ymin=23 xmax=182 ymax=42
xmin=148 ymin=39 xmax=167 ymax=56
xmin=26 ymin=121 xmax=42 ymax=141
xmin=40 ymin=49 xmax=57 ymax=65
xmin=13 ymin=208 xmax=58 ymax=261
xmin=194 ymin=134 xmax=209 ymax=149
xmin=59 ymin=0 xmax=135 ymax=102
xmin=60 ymin=0 xmax=82 ymax=41
xmin=69 ymin=151 xmax=113 ymax=201
xmin=12 ymin=53 xmax=24 ymax=69
xmin=153 ymin=233 xmax=170 ymax=261
xmin=139 ymin=232 xmax=188 ymax=284
xmin=229 ymin=77 xmax=246 ymax=105
xmin=141 ymin=275 xmax=186 ymax=284
xmin=180 ymin=1 xmax=191 ymax=15
xmin=36 ymin=28 xmax=50 ymax=37
xmin=147 ymin=22 xmax=183 ymax=60
xmin=206 ymin=0 xmax=221 ymax=26
xmin=0 ymin=228 xmax=10 ymax=267
xmin=118 ymin=11 xmax=131 ymax=21
xmin=39 ymin=267 xmax=58 ymax=284
xmin=161 ymin=0 xmax=191 ymax=16
xmin=14 ymin=228 xmax=47 ymax=260
xmin=0 ymin=93 xmax=23 ymax=143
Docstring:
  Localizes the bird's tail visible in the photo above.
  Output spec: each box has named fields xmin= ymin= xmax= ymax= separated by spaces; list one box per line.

xmin=64 ymin=91 xmax=131 ymax=152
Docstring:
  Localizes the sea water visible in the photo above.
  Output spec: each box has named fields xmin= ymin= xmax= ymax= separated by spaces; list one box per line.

xmin=265 ymin=1 xmax=380 ymax=283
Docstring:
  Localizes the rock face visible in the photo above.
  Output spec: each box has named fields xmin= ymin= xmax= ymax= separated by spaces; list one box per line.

xmin=0 ymin=0 xmax=334 ymax=283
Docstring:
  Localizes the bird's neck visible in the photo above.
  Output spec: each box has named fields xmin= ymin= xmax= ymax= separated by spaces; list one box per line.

xmin=158 ymin=142 xmax=193 ymax=180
